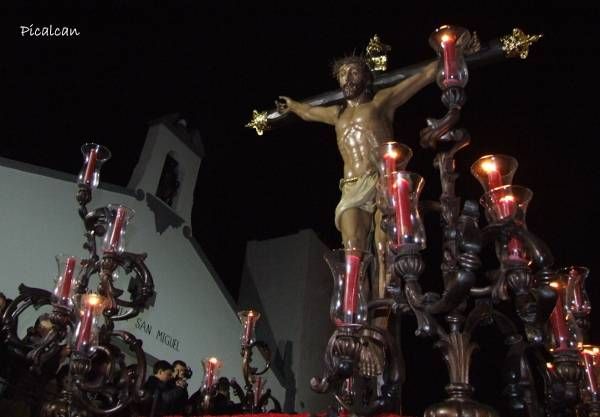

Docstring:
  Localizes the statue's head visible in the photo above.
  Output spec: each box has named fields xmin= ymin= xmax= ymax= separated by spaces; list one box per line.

xmin=332 ymin=55 xmax=373 ymax=100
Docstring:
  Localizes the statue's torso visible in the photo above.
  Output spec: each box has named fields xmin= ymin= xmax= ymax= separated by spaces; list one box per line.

xmin=335 ymin=101 xmax=393 ymax=179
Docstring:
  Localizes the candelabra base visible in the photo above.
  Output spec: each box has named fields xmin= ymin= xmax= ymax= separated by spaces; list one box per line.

xmin=424 ymin=384 xmax=499 ymax=417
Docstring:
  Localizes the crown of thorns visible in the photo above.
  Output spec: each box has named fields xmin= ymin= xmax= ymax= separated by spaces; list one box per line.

xmin=331 ymin=55 xmax=372 ymax=79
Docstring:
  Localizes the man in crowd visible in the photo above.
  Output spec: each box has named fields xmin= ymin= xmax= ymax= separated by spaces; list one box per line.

xmin=142 ymin=360 xmax=188 ymax=417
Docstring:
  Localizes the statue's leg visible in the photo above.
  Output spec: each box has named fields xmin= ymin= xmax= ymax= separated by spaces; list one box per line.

xmin=339 ymin=208 xmax=372 ymax=251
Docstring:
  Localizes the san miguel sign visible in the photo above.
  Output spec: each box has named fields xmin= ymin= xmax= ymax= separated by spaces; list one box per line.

xmin=135 ymin=317 xmax=182 ymax=352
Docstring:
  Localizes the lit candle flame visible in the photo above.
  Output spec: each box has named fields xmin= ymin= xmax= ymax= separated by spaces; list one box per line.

xmin=499 ymin=195 xmax=515 ymax=203
xmin=546 ymin=362 xmax=554 ymax=369
xmin=481 ymin=160 xmax=498 ymax=173
xmin=441 ymin=34 xmax=451 ymax=43
xmin=549 ymin=281 xmax=561 ymax=289
xmin=385 ymin=150 xmax=398 ymax=159
xmin=209 ymin=357 xmax=219 ymax=364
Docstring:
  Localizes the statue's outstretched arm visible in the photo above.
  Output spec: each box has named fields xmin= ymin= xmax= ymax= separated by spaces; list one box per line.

xmin=374 ymin=60 xmax=437 ymax=111
xmin=276 ymin=96 xmax=338 ymax=126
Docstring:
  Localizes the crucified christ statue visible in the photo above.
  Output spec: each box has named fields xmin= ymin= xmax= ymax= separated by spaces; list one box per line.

xmin=276 ymin=56 xmax=437 ymax=305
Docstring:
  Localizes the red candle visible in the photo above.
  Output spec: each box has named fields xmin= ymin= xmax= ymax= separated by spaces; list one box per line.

xmin=343 ymin=254 xmax=361 ymax=319
xmin=76 ymin=304 xmax=94 ymax=351
xmin=507 ymin=237 xmax=527 ymax=262
xmin=243 ymin=312 xmax=256 ymax=345
xmin=394 ymin=177 xmax=413 ymax=243
xmin=383 ymin=152 xmax=397 ymax=176
xmin=59 ymin=257 xmax=77 ymax=299
xmin=204 ymin=358 xmax=217 ymax=388
xmin=497 ymin=195 xmax=516 ymax=220
xmin=83 ymin=147 xmax=98 ymax=185
xmin=253 ymin=376 xmax=264 ymax=407
xmin=481 ymin=161 xmax=502 ymax=190
xmin=108 ymin=206 xmax=127 ymax=252
xmin=441 ymin=34 xmax=458 ymax=88
xmin=549 ymin=288 xmax=570 ymax=350
xmin=582 ymin=348 xmax=599 ymax=395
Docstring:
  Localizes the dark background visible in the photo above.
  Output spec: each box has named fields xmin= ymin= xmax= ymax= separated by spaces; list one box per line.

xmin=1 ymin=3 xmax=599 ymax=415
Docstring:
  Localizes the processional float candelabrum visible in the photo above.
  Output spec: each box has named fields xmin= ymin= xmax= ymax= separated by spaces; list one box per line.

xmin=308 ymin=24 xmax=597 ymax=417
xmin=197 ymin=309 xmax=281 ymax=414
xmin=1 ymin=143 xmax=155 ymax=417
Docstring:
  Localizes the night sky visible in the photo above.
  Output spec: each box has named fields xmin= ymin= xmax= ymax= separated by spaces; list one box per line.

xmin=2 ymin=3 xmax=600 ymax=413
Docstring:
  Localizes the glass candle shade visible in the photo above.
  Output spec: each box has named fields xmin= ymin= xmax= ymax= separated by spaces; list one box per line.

xmin=238 ymin=310 xmax=260 ymax=346
xmin=77 ymin=143 xmax=111 ymax=189
xmin=372 ymin=141 xmax=413 ymax=178
xmin=480 ymin=185 xmax=532 ymax=224
xmin=73 ymin=293 xmax=106 ymax=353
xmin=558 ymin=266 xmax=591 ymax=316
xmin=548 ymin=280 xmax=583 ymax=351
xmin=252 ymin=376 xmax=266 ymax=408
xmin=429 ymin=25 xmax=470 ymax=89
xmin=380 ymin=171 xmax=426 ymax=250
xmin=495 ymin=236 xmax=530 ymax=266
xmin=201 ymin=357 xmax=223 ymax=391
xmin=52 ymin=254 xmax=81 ymax=308
xmin=326 ymin=249 xmax=371 ymax=327
xmin=471 ymin=154 xmax=518 ymax=193
xmin=102 ymin=204 xmax=135 ymax=254
xmin=581 ymin=346 xmax=600 ymax=397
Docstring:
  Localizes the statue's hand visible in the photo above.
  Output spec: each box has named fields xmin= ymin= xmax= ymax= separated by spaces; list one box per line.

xmin=276 ymin=96 xmax=291 ymax=114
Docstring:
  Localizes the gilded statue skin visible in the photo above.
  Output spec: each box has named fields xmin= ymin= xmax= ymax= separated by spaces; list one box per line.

xmin=277 ymin=56 xmax=437 ymax=302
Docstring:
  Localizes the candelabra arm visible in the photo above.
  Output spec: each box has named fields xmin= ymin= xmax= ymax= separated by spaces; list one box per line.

xmin=242 ymin=340 xmax=272 ymax=389
xmin=1 ymin=284 xmax=52 ymax=357
xmin=109 ymin=252 xmax=155 ymax=321
xmin=310 ymin=329 xmax=351 ymax=394
xmin=71 ymin=330 xmax=146 ymax=415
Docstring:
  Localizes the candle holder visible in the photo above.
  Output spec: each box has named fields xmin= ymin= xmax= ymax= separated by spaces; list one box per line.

xmin=248 ymin=375 xmax=281 ymax=413
xmin=236 ymin=309 xmax=275 ymax=413
xmin=559 ymin=266 xmax=592 ymax=331
xmin=312 ymin=249 xmax=402 ymax=415
xmin=102 ymin=204 xmax=135 ymax=254
xmin=1 ymin=143 xmax=155 ymax=417
xmin=471 ymin=154 xmax=519 ymax=192
xmin=380 ymin=172 xmax=426 ymax=252
xmin=198 ymin=356 xmax=224 ymax=411
xmin=580 ymin=346 xmax=600 ymax=416
xmin=238 ymin=309 xmax=260 ymax=346
xmin=372 ymin=141 xmax=413 ymax=179
xmin=76 ymin=143 xmax=111 ymax=206
xmin=429 ymin=25 xmax=470 ymax=90
xmin=73 ymin=293 xmax=106 ymax=354
xmin=52 ymin=254 xmax=82 ymax=309
xmin=327 ymin=249 xmax=371 ymax=327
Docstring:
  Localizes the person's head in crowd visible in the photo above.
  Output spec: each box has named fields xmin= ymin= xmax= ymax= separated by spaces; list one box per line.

xmin=153 ymin=360 xmax=173 ymax=382
xmin=216 ymin=377 xmax=230 ymax=396
xmin=173 ymin=360 xmax=190 ymax=380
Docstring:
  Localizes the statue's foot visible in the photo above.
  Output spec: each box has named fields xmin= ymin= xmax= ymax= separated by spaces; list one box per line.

xmin=358 ymin=339 xmax=384 ymax=378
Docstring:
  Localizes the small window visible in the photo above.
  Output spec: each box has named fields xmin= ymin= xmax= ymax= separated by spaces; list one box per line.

xmin=156 ymin=154 xmax=180 ymax=207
